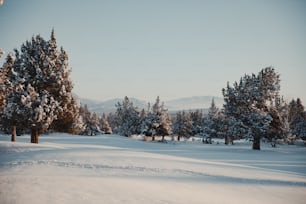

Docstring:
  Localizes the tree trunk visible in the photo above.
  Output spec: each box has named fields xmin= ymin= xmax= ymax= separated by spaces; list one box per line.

xmin=152 ymin=135 xmax=155 ymax=141
xmin=252 ymin=136 xmax=260 ymax=150
xmin=31 ymin=130 xmax=35 ymax=143
xmin=31 ymin=129 xmax=39 ymax=144
xmin=11 ymin=126 xmax=16 ymax=142
xmin=225 ymin=136 xmax=229 ymax=145
xmin=230 ymin=136 xmax=234 ymax=145
xmin=178 ymin=135 xmax=181 ymax=142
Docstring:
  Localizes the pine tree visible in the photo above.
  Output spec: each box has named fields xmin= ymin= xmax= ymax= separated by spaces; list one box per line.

xmin=79 ymin=104 xmax=100 ymax=136
xmin=2 ymin=31 xmax=78 ymax=143
xmin=107 ymin=112 xmax=120 ymax=134
xmin=115 ymin=96 xmax=141 ymax=136
xmin=294 ymin=118 xmax=306 ymax=139
xmin=225 ymin=116 xmax=248 ymax=144
xmin=0 ymin=54 xmax=14 ymax=111
xmin=208 ymin=98 xmax=218 ymax=119
xmin=222 ymin=67 xmax=279 ymax=150
xmin=0 ymin=54 xmax=15 ymax=139
xmin=157 ymin=108 xmax=172 ymax=141
xmin=173 ymin=111 xmax=193 ymax=141
xmin=100 ymin=113 xmax=112 ymax=134
xmin=289 ymin=98 xmax=305 ymax=127
xmin=289 ymin=98 xmax=306 ymax=138
xmin=51 ymin=97 xmax=82 ymax=134
xmin=45 ymin=31 xmax=80 ymax=134
xmin=141 ymin=97 xmax=172 ymax=141
xmin=190 ymin=109 xmax=203 ymax=135
xmin=151 ymin=96 xmax=172 ymax=141
xmin=1 ymin=84 xmax=32 ymax=142
xmin=203 ymin=98 xmax=220 ymax=138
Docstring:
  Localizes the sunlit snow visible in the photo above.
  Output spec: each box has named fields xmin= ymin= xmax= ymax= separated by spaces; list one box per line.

xmin=0 ymin=133 xmax=305 ymax=204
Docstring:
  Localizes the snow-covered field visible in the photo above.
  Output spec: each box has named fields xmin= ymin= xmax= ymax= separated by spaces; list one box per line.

xmin=0 ymin=133 xmax=305 ymax=204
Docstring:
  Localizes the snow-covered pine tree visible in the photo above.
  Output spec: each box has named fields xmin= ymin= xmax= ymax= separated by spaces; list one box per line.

xmin=51 ymin=96 xmax=82 ymax=134
xmin=0 ymin=53 xmax=14 ymax=111
xmin=140 ymin=103 xmax=153 ymax=136
xmin=79 ymin=104 xmax=100 ymax=136
xmin=223 ymin=67 xmax=279 ymax=150
xmin=99 ymin=113 xmax=112 ymax=134
xmin=3 ymin=30 xmax=79 ymax=143
xmin=190 ymin=109 xmax=203 ymax=135
xmin=203 ymin=98 xmax=220 ymax=138
xmin=115 ymin=96 xmax=141 ymax=136
xmin=293 ymin=117 xmax=306 ymax=140
xmin=225 ymin=116 xmax=248 ymax=144
xmin=258 ymin=67 xmax=280 ymax=107
xmin=289 ymin=98 xmax=306 ymax=138
xmin=1 ymin=84 xmax=31 ymax=142
xmin=0 ymin=54 xmax=14 ymax=139
xmin=173 ymin=111 xmax=193 ymax=141
xmin=45 ymin=30 xmax=81 ymax=134
xmin=289 ymin=98 xmax=305 ymax=128
xmin=107 ymin=112 xmax=120 ymax=134
xmin=90 ymin=112 xmax=100 ymax=135
xmin=208 ymin=98 xmax=218 ymax=119
xmin=149 ymin=96 xmax=172 ymax=141
xmin=139 ymin=107 xmax=148 ymax=134
xmin=157 ymin=107 xmax=172 ymax=141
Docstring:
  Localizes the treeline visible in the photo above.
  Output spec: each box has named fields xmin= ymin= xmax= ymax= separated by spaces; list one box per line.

xmin=1 ymin=31 xmax=305 ymax=150
xmin=97 ymin=67 xmax=306 ymax=150
xmin=98 ymin=90 xmax=305 ymax=150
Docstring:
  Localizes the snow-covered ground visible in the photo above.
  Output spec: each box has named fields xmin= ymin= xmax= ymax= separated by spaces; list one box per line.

xmin=0 ymin=133 xmax=305 ymax=204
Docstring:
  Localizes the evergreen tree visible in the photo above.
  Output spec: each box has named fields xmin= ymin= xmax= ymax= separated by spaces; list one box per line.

xmin=225 ymin=116 xmax=248 ymax=144
xmin=208 ymin=98 xmax=218 ymax=119
xmin=115 ymin=96 xmax=141 ymax=136
xmin=203 ymin=98 xmax=220 ymax=138
xmin=100 ymin=113 xmax=112 ymax=134
xmin=1 ymin=84 xmax=32 ymax=141
xmin=289 ymin=98 xmax=306 ymax=138
xmin=0 ymin=54 xmax=15 ymax=139
xmin=157 ymin=108 xmax=172 ymax=141
xmin=190 ymin=110 xmax=203 ymax=135
xmin=173 ymin=111 xmax=193 ymax=141
xmin=0 ymin=53 xmax=14 ymax=111
xmin=2 ymin=31 xmax=79 ymax=143
xmin=294 ymin=118 xmax=306 ymax=139
xmin=141 ymin=97 xmax=172 ymax=141
xmin=222 ymin=67 xmax=279 ymax=150
xmin=79 ymin=104 xmax=100 ymax=136
xmin=150 ymin=96 xmax=172 ymax=141
xmin=289 ymin=99 xmax=305 ymax=128
xmin=90 ymin=112 xmax=100 ymax=135
xmin=140 ymin=103 xmax=154 ymax=137
xmin=107 ymin=112 xmax=120 ymax=134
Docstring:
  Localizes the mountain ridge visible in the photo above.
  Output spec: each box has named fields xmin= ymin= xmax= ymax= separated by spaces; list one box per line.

xmin=79 ymin=96 xmax=224 ymax=114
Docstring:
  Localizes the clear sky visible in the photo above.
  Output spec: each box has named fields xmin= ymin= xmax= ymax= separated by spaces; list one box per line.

xmin=0 ymin=0 xmax=305 ymax=103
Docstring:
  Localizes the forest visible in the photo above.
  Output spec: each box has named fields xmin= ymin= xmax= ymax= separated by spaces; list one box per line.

xmin=0 ymin=31 xmax=306 ymax=150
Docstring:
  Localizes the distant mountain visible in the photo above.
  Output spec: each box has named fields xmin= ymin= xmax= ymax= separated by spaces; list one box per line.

xmin=165 ymin=96 xmax=223 ymax=111
xmin=79 ymin=97 xmax=147 ymax=114
xmin=79 ymin=96 xmax=224 ymax=114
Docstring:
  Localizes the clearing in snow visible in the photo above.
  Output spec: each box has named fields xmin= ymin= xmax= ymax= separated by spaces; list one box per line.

xmin=0 ymin=133 xmax=305 ymax=204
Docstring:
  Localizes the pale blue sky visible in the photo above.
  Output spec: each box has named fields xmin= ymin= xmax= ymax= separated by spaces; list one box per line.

xmin=0 ymin=0 xmax=305 ymax=103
